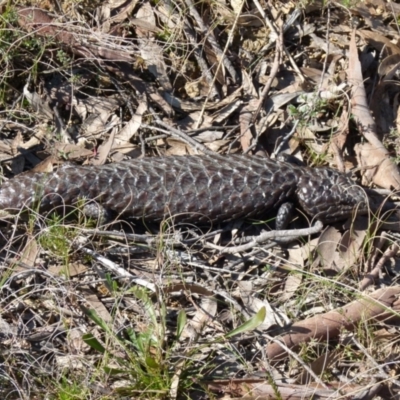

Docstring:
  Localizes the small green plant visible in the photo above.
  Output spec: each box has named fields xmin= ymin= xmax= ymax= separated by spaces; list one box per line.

xmin=81 ymin=286 xmax=175 ymax=397
xmin=288 ymin=93 xmax=329 ymax=124
xmin=0 ymin=7 xmax=42 ymax=68
xmin=57 ymin=49 xmax=72 ymax=66
xmin=57 ymin=376 xmax=90 ymax=400
xmin=38 ymin=213 xmax=78 ymax=261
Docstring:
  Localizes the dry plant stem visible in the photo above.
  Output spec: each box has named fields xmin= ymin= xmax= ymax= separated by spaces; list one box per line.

xmin=368 ymin=233 xmax=389 ymax=271
xmin=2 ymin=267 xmax=58 ymax=285
xmin=206 ymin=380 xmax=368 ymax=399
xmin=184 ymin=0 xmax=238 ymax=83
xmin=317 ymin=4 xmax=330 ymax=95
xmin=262 ymin=333 xmax=330 ymax=389
xmin=252 ymin=0 xmax=304 ymax=81
xmin=273 ymin=120 xmax=299 ymax=157
xmin=150 ymin=112 xmax=216 ymax=155
xmin=330 ymin=141 xmax=346 ymax=172
xmin=17 ymin=8 xmax=134 ymax=63
xmin=81 ymin=227 xmax=185 ymax=245
xmin=266 ymin=287 xmax=400 ymax=360
xmin=182 ymin=20 xmax=219 ymax=99
xmin=359 ymin=243 xmax=399 ymax=291
xmin=194 ymin=0 xmax=246 ymax=128
xmin=350 ymin=336 xmax=400 ymax=388
xmin=259 ymin=7 xmax=302 ymax=54
xmin=77 ymin=245 xmax=157 ymax=292
xmin=251 ymin=27 xmax=283 ymax=124
xmin=205 ymin=221 xmax=323 ymax=253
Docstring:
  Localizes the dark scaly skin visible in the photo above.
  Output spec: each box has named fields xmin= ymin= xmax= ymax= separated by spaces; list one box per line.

xmin=0 ymin=155 xmax=368 ymax=224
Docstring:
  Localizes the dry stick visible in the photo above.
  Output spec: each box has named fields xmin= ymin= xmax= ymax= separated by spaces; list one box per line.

xmin=151 ymin=0 xmax=219 ymax=99
xmin=251 ymin=23 xmax=283 ymax=125
xmin=316 ymin=4 xmax=331 ymax=95
xmin=273 ymin=120 xmax=299 ymax=157
xmin=265 ymin=287 xmax=400 ymax=361
xmin=194 ymin=0 xmax=246 ymax=129
xmin=253 ymin=0 xmax=305 ymax=81
xmin=262 ymin=333 xmax=330 ymax=389
xmin=258 ymin=6 xmax=301 ymax=53
xmin=81 ymin=227 xmax=184 ymax=245
xmin=149 ymin=109 xmax=216 ymax=156
xmin=184 ymin=0 xmax=239 ymax=83
xmin=359 ymin=243 xmax=399 ymax=291
xmin=205 ymin=221 xmax=323 ymax=253
xmin=350 ymin=336 xmax=400 ymax=388
xmin=239 ymin=29 xmax=281 ymax=153
xmin=182 ymin=20 xmax=219 ymax=99
xmin=77 ymin=245 xmax=157 ymax=292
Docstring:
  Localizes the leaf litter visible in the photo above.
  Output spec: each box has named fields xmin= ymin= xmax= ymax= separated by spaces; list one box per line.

xmin=0 ymin=0 xmax=400 ymax=398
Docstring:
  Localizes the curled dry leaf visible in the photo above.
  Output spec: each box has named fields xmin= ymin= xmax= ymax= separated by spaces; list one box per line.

xmin=280 ymin=243 xmax=312 ymax=302
xmin=135 ymin=3 xmax=172 ymax=92
xmin=114 ymin=99 xmax=148 ymax=148
xmin=355 ymin=142 xmax=400 ymax=189
xmin=348 ymin=30 xmax=400 ymax=189
xmin=310 ymin=226 xmax=342 ymax=271
xmin=265 ymin=287 xmax=400 ymax=361
xmin=238 ymin=281 xmax=285 ymax=330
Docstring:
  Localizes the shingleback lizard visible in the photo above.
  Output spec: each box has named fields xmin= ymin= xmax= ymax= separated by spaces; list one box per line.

xmin=0 ymin=155 xmax=368 ymax=226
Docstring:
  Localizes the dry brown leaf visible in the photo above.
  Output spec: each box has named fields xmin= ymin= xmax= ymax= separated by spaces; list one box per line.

xmin=23 ymin=83 xmax=53 ymax=120
xmin=311 ymin=226 xmax=342 ymax=271
xmin=19 ymin=124 xmax=49 ymax=151
xmin=67 ymin=328 xmax=89 ymax=354
xmin=353 ymin=4 xmax=394 ymax=35
xmin=53 ymin=143 xmax=94 ymax=160
xmin=29 ymin=156 xmax=56 ymax=173
xmin=193 ymin=130 xmax=225 ymax=143
xmin=348 ymin=30 xmax=400 ymax=189
xmin=204 ymin=139 xmax=229 ymax=153
xmin=114 ymin=99 xmax=148 ymax=147
xmin=80 ymin=287 xmax=113 ymax=323
xmin=357 ymin=29 xmax=400 ymax=56
xmin=94 ymin=131 xmax=115 ymax=166
xmin=164 ymin=86 xmax=242 ymax=112
xmin=355 ymin=142 xmax=400 ymax=189
xmin=309 ymin=33 xmax=343 ymax=55
xmin=177 ymin=111 xmax=214 ymax=131
xmin=280 ymin=244 xmax=311 ymax=302
xmin=238 ymin=281 xmax=284 ymax=330
xmin=48 ymin=262 xmax=88 ymax=277
xmin=211 ymin=100 xmax=243 ymax=124
xmin=378 ymin=54 xmax=400 ymax=79
xmin=239 ymin=99 xmax=258 ymax=152
xmin=106 ymin=63 xmax=174 ymax=116
xmin=348 ymin=30 xmax=381 ymax=148
xmin=266 ymin=286 xmax=400 ymax=361
xmin=184 ymin=296 xmax=218 ymax=338
xmin=19 ymin=238 xmax=39 ymax=271
xmin=136 ymin=3 xmax=172 ymax=91
xmin=297 ymin=126 xmax=325 ymax=155
xmin=17 ymin=7 xmax=135 ymax=62
xmin=164 ymin=139 xmax=192 ymax=156
xmin=76 ymin=96 xmax=122 ymax=138
xmin=333 ymin=217 xmax=368 ymax=271
xmin=281 ymin=273 xmax=302 ymax=303
xmin=207 ymin=378 xmax=371 ymax=399
xmin=297 ymin=349 xmax=340 ymax=385
xmin=331 ymin=107 xmax=350 ymax=156
xmin=98 ymin=0 xmax=138 ymax=30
